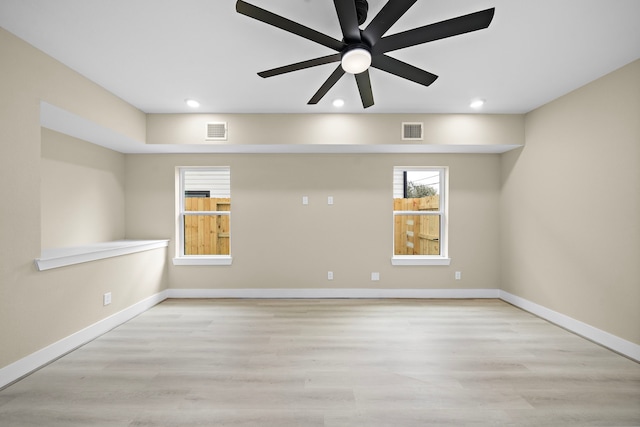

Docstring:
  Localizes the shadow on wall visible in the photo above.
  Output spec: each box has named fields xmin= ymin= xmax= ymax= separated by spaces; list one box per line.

xmin=499 ymin=146 xmax=523 ymax=189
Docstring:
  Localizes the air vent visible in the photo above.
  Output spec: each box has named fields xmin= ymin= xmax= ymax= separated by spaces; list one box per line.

xmin=206 ymin=122 xmax=228 ymax=141
xmin=402 ymin=122 xmax=423 ymax=141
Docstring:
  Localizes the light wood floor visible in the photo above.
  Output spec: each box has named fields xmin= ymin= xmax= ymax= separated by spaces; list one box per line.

xmin=0 ymin=299 xmax=638 ymax=426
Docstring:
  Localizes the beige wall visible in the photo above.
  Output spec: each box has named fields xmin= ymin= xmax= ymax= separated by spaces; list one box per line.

xmin=126 ymin=153 xmax=501 ymax=290
xmin=500 ymin=60 xmax=640 ymax=344
xmin=0 ymin=28 xmax=166 ymax=369
xmin=41 ymin=128 xmax=126 ymax=248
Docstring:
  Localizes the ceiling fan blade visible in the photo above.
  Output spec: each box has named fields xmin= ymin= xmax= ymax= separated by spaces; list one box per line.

xmin=236 ymin=0 xmax=345 ymax=51
xmin=258 ymin=54 xmax=341 ymax=78
xmin=371 ymin=55 xmax=438 ymax=87
xmin=308 ymin=65 xmax=345 ymax=104
xmin=362 ymin=0 xmax=417 ymax=47
xmin=334 ymin=0 xmax=361 ymax=43
xmin=355 ymin=71 xmax=374 ymax=108
xmin=373 ymin=8 xmax=495 ymax=54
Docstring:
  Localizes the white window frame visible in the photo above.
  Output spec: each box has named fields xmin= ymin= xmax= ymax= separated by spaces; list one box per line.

xmin=173 ymin=166 xmax=232 ymax=266
xmin=392 ymin=166 xmax=451 ymax=266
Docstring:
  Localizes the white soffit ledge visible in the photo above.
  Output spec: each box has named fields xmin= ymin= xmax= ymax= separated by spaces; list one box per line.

xmin=40 ymin=102 xmax=146 ymax=153
xmin=40 ymin=102 xmax=521 ymax=154
xmin=144 ymin=144 xmax=521 ymax=154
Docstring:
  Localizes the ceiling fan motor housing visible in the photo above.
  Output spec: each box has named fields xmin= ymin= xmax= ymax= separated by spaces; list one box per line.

xmin=341 ymin=1 xmax=372 ymax=74
xmin=355 ymin=0 xmax=369 ymax=25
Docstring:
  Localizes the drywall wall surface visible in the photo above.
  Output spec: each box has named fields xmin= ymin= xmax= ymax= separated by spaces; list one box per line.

xmin=0 ymin=28 xmax=164 ymax=370
xmin=146 ymin=113 xmax=524 ymax=148
xmin=126 ymin=153 xmax=501 ymax=290
xmin=41 ymin=129 xmax=126 ymax=248
xmin=500 ymin=59 xmax=640 ymax=344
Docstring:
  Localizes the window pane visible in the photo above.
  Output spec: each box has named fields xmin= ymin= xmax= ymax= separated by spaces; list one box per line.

xmin=407 ymin=170 xmax=439 ymax=206
xmin=184 ymin=214 xmax=230 ymax=255
xmin=393 ymin=196 xmax=439 ymax=212
xmin=185 ymin=197 xmax=230 ymax=212
xmin=184 ymin=169 xmax=230 ymax=212
xmin=394 ymin=214 xmax=440 ymax=255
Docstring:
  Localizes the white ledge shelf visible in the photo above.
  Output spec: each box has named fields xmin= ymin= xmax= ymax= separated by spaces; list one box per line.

xmin=35 ymin=239 xmax=169 ymax=271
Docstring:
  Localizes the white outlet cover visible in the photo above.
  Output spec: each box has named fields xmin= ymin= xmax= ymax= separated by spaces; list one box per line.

xmin=328 ymin=196 xmax=334 ymax=205
xmin=302 ymin=196 xmax=309 ymax=205
xmin=371 ymin=272 xmax=380 ymax=281
xmin=328 ymin=271 xmax=333 ymax=280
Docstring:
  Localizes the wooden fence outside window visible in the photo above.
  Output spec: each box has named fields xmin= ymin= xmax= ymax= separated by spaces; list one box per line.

xmin=184 ymin=197 xmax=230 ymax=255
xmin=394 ymin=196 xmax=440 ymax=255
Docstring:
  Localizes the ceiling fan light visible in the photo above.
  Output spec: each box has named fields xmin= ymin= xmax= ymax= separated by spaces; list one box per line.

xmin=341 ymin=48 xmax=372 ymax=74
xmin=332 ymin=99 xmax=345 ymax=108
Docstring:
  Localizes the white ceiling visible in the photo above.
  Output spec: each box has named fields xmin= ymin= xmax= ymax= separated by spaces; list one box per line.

xmin=1 ymin=0 xmax=639 ymax=115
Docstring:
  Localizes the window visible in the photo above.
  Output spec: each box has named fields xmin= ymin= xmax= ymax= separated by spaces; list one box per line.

xmin=173 ymin=167 xmax=231 ymax=265
xmin=392 ymin=167 xmax=450 ymax=265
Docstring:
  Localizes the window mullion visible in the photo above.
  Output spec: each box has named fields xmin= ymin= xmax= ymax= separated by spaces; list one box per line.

xmin=393 ymin=210 xmax=442 ymax=215
xmin=183 ymin=211 xmax=230 ymax=215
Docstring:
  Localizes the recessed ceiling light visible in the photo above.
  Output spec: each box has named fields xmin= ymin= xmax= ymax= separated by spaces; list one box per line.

xmin=185 ymin=99 xmax=200 ymax=108
xmin=332 ymin=99 xmax=345 ymax=108
xmin=470 ymin=99 xmax=485 ymax=109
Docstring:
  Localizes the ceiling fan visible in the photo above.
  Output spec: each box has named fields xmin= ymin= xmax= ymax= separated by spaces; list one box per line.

xmin=236 ymin=0 xmax=495 ymax=109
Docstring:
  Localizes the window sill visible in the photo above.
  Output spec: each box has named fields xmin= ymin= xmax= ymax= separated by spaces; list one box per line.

xmin=391 ymin=256 xmax=451 ymax=266
xmin=173 ymin=256 xmax=233 ymax=266
xmin=35 ymin=240 xmax=170 ymax=271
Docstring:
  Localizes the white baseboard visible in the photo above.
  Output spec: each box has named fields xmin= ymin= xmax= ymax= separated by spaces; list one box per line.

xmin=3 ymin=288 xmax=637 ymax=390
xmin=0 ymin=290 xmax=168 ymax=390
xmin=500 ymin=291 xmax=640 ymax=362
xmin=166 ymin=288 xmax=501 ymax=299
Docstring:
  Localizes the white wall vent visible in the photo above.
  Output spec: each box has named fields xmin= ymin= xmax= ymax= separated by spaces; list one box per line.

xmin=206 ymin=122 xmax=228 ymax=141
xmin=402 ymin=122 xmax=423 ymax=140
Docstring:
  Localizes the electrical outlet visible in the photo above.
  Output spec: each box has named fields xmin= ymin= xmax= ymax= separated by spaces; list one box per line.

xmin=327 ymin=196 xmax=334 ymax=205
xmin=328 ymin=271 xmax=334 ymax=280
xmin=455 ymin=271 xmax=462 ymax=280
xmin=103 ymin=292 xmax=112 ymax=306
xmin=302 ymin=196 xmax=309 ymax=205
xmin=371 ymin=272 xmax=380 ymax=281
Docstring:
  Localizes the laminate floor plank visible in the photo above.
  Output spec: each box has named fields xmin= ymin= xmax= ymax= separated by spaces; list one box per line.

xmin=0 ymin=298 xmax=638 ymax=426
